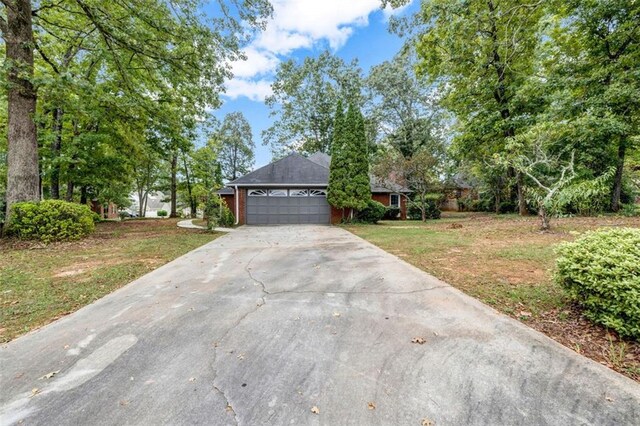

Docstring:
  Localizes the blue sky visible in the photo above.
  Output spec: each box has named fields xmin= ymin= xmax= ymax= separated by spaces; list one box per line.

xmin=207 ymin=0 xmax=418 ymax=168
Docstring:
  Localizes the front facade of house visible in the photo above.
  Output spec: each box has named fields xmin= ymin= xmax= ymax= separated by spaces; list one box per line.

xmin=219 ymin=152 xmax=408 ymax=225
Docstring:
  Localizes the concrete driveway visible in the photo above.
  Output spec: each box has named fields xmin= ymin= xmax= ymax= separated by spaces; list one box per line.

xmin=1 ymin=226 xmax=638 ymax=425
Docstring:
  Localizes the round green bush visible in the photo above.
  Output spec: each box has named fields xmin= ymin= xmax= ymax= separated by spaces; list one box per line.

xmin=9 ymin=200 xmax=96 ymax=243
xmin=356 ymin=200 xmax=386 ymax=223
xmin=157 ymin=209 xmax=168 ymax=217
xmin=554 ymin=228 xmax=640 ymax=339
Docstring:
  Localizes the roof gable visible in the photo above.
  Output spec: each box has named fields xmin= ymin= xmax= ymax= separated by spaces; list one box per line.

xmin=228 ymin=152 xmax=329 ymax=186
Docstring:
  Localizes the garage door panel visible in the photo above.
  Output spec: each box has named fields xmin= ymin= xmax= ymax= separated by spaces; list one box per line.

xmin=246 ymin=189 xmax=330 ymax=225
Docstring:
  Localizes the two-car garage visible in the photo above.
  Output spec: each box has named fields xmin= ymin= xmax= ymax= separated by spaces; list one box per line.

xmin=246 ymin=188 xmax=331 ymax=225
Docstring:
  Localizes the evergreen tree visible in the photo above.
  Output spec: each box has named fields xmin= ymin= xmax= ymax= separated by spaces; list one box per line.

xmin=346 ymin=109 xmax=371 ymax=212
xmin=327 ymin=101 xmax=348 ymax=210
xmin=329 ymin=103 xmax=371 ymax=218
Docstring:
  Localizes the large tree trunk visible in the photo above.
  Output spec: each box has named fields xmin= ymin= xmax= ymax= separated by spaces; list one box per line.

xmin=610 ymin=139 xmax=626 ymax=212
xmin=80 ymin=186 xmax=88 ymax=204
xmin=50 ymin=108 xmax=63 ymax=199
xmin=181 ymin=154 xmax=196 ymax=218
xmin=538 ymin=203 xmax=550 ymax=231
xmin=170 ymin=152 xmax=178 ymax=217
xmin=516 ymin=171 xmax=527 ymax=215
xmin=65 ymin=180 xmax=74 ymax=201
xmin=4 ymin=0 xmax=39 ymax=221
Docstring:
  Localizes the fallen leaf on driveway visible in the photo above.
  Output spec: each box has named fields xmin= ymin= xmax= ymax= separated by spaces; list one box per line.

xmin=39 ymin=370 xmax=60 ymax=380
xmin=605 ymin=396 xmax=614 ymax=402
xmin=311 ymin=406 xmax=320 ymax=414
xmin=30 ymin=388 xmax=40 ymax=397
xmin=367 ymin=402 xmax=376 ymax=410
xmin=333 ymin=312 xmax=341 ymax=317
xmin=411 ymin=337 xmax=426 ymax=344
xmin=189 ymin=377 xmax=196 ymax=382
xmin=421 ymin=418 xmax=434 ymax=426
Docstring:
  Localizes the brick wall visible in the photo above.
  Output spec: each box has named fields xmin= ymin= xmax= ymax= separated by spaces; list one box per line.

xmin=221 ymin=189 xmax=246 ymax=225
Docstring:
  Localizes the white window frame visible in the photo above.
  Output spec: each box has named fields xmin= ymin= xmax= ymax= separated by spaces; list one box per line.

xmin=268 ymin=189 xmax=288 ymax=197
xmin=248 ymin=189 xmax=267 ymax=197
xmin=309 ymin=189 xmax=327 ymax=197
xmin=389 ymin=193 xmax=400 ymax=208
xmin=289 ymin=189 xmax=309 ymax=197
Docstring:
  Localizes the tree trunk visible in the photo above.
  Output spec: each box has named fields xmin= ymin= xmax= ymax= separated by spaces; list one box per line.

xmin=65 ymin=179 xmax=74 ymax=202
xmin=80 ymin=186 xmax=88 ymax=205
xmin=181 ymin=154 xmax=196 ymax=218
xmin=421 ymin=196 xmax=427 ymax=221
xmin=50 ymin=108 xmax=63 ymax=199
xmin=610 ymin=139 xmax=626 ymax=212
xmin=4 ymin=0 xmax=39 ymax=221
xmin=169 ymin=152 xmax=178 ymax=217
xmin=538 ymin=204 xmax=550 ymax=231
xmin=516 ymin=171 xmax=527 ymax=215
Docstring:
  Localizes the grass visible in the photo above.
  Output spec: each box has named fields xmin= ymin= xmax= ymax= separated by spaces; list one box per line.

xmin=344 ymin=212 xmax=640 ymax=381
xmin=0 ymin=218 xmax=220 ymax=342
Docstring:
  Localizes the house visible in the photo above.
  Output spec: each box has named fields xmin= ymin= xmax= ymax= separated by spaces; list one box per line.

xmin=218 ymin=152 xmax=409 ymax=225
xmin=440 ymin=173 xmax=477 ymax=212
xmin=91 ymin=200 xmax=119 ymax=219
xmin=127 ymin=191 xmax=171 ymax=217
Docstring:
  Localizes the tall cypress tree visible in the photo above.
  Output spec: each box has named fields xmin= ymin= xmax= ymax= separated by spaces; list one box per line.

xmin=328 ymin=102 xmax=371 ymax=219
xmin=328 ymin=101 xmax=348 ymax=209
xmin=341 ymin=104 xmax=370 ymax=216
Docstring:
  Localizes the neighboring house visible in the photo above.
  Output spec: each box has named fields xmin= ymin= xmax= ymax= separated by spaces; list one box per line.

xmin=91 ymin=200 xmax=119 ymax=219
xmin=440 ymin=174 xmax=476 ymax=212
xmin=218 ymin=152 xmax=409 ymax=225
xmin=128 ymin=191 xmax=171 ymax=217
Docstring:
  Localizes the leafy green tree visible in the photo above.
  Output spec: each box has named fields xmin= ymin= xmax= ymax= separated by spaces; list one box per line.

xmin=216 ymin=112 xmax=255 ymax=181
xmin=366 ymin=51 xmax=448 ymax=159
xmin=264 ymin=51 xmax=364 ymax=156
xmin=0 ymin=0 xmax=272 ymax=220
xmin=373 ymin=147 xmax=441 ymax=222
xmin=544 ymin=0 xmax=640 ymax=212
xmin=411 ymin=0 xmax=546 ymax=216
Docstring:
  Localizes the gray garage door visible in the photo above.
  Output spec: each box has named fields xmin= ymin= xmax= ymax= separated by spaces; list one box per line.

xmin=246 ymin=188 xmax=331 ymax=225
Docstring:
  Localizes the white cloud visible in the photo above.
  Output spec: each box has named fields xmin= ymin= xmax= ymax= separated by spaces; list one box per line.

xmin=231 ymin=47 xmax=279 ymax=78
xmin=225 ymin=78 xmax=273 ymax=102
xmin=225 ymin=0 xmax=415 ymax=101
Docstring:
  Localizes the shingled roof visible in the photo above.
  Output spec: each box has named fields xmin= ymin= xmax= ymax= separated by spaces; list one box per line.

xmin=227 ymin=152 xmax=329 ymax=186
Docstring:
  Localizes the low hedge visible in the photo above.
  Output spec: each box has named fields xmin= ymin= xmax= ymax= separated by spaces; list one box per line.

xmin=355 ymin=200 xmax=386 ymax=224
xmin=554 ymin=228 xmax=640 ymax=339
xmin=9 ymin=199 xmax=96 ymax=243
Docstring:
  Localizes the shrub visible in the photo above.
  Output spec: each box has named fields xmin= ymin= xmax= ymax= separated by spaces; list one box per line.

xmin=156 ymin=210 xmax=168 ymax=217
xmin=355 ymin=200 xmax=386 ymax=223
xmin=383 ymin=206 xmax=401 ymax=220
xmin=205 ymin=195 xmax=234 ymax=229
xmin=9 ymin=200 xmax=95 ymax=243
xmin=554 ymin=228 xmax=640 ymax=339
xmin=408 ymin=196 xmax=441 ymax=220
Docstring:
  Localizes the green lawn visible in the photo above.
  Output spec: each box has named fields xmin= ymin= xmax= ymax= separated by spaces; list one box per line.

xmin=344 ymin=213 xmax=640 ymax=380
xmin=0 ymin=218 xmax=220 ymax=342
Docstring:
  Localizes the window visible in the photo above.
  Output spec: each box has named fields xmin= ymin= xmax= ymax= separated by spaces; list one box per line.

xmin=248 ymin=189 xmax=267 ymax=197
xmin=289 ymin=189 xmax=308 ymax=197
xmin=390 ymin=194 xmax=400 ymax=208
xmin=309 ymin=189 xmax=327 ymax=197
xmin=268 ymin=189 xmax=288 ymax=197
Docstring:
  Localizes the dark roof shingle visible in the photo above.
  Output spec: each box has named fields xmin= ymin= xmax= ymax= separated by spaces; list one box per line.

xmin=228 ymin=153 xmax=329 ymax=186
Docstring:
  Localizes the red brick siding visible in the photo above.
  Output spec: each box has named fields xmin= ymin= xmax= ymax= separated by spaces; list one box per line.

xmin=221 ymin=190 xmax=246 ymax=225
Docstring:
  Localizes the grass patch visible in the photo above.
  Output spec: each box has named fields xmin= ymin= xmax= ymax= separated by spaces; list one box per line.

xmin=0 ymin=218 xmax=219 ymax=342
xmin=344 ymin=212 xmax=640 ymax=381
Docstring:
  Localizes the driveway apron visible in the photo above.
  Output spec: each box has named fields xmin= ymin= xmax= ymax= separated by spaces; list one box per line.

xmin=1 ymin=226 xmax=638 ymax=425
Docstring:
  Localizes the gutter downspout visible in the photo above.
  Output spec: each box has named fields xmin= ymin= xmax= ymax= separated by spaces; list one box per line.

xmin=234 ymin=185 xmax=240 ymax=225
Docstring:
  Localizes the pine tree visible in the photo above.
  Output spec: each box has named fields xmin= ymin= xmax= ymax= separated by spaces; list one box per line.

xmin=328 ymin=101 xmax=348 ymax=209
